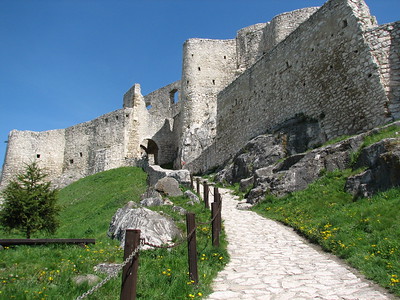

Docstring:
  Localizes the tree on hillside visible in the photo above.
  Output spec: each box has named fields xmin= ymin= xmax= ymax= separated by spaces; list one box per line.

xmin=0 ymin=162 xmax=60 ymax=239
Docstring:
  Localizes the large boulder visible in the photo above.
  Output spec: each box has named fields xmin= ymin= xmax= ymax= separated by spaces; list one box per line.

xmin=146 ymin=165 xmax=191 ymax=187
xmin=140 ymin=197 xmax=164 ymax=207
xmin=108 ymin=203 xmax=182 ymax=248
xmin=184 ymin=190 xmax=200 ymax=204
xmin=155 ymin=177 xmax=183 ymax=197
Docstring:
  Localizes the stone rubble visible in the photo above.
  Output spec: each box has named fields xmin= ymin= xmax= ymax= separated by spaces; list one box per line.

xmin=205 ymin=188 xmax=395 ymax=300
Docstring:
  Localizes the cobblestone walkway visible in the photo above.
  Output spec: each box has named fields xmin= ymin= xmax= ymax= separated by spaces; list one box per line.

xmin=205 ymin=188 xmax=395 ymax=300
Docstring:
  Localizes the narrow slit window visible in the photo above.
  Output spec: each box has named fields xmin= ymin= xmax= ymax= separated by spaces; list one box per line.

xmin=36 ymin=154 xmax=41 ymax=158
xmin=170 ymin=89 xmax=179 ymax=104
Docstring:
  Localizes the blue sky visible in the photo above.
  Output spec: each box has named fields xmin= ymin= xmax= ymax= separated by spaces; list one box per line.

xmin=0 ymin=0 xmax=399 ymax=172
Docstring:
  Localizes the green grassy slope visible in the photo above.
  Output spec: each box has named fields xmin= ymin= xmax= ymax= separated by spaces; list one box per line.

xmin=0 ymin=167 xmax=228 ymax=299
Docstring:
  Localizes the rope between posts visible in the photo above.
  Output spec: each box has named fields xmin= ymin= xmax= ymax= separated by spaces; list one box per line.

xmin=75 ymin=244 xmax=141 ymax=300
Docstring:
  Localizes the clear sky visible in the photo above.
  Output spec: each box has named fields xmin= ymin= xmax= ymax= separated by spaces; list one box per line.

xmin=0 ymin=0 xmax=399 ymax=172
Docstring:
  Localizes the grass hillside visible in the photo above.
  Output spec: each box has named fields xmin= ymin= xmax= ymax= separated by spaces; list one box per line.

xmin=0 ymin=167 xmax=228 ymax=299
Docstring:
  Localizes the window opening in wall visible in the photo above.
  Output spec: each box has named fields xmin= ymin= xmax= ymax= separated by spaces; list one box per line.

xmin=198 ymin=67 xmax=201 ymax=71
xmin=126 ymin=114 xmax=129 ymax=118
xmin=212 ymin=80 xmax=215 ymax=85
xmin=368 ymin=73 xmax=372 ymax=78
xmin=342 ymin=19 xmax=348 ymax=28
xmin=187 ymin=80 xmax=189 ymax=85
xmin=116 ymin=115 xmax=119 ymax=120
xmin=79 ymin=152 xmax=83 ymax=157
xmin=146 ymin=104 xmax=153 ymax=110
xmin=170 ymin=89 xmax=179 ymax=105
xmin=105 ymin=118 xmax=108 ymax=124
xmin=36 ymin=154 xmax=41 ymax=158
xmin=224 ymin=56 xmax=226 ymax=59
xmin=70 ymin=159 xmax=74 ymax=164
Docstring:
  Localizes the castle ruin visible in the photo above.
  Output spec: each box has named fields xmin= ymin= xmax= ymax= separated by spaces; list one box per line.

xmin=1 ymin=0 xmax=399 ymax=189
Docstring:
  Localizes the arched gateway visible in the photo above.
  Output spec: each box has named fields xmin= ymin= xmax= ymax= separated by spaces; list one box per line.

xmin=140 ymin=139 xmax=159 ymax=165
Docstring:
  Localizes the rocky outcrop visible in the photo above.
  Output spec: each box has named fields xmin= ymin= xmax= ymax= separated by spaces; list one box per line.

xmin=215 ymin=122 xmax=400 ymax=204
xmin=216 ymin=114 xmax=326 ymax=185
xmin=246 ymin=137 xmax=363 ymax=203
xmin=345 ymin=138 xmax=400 ymax=200
xmin=108 ymin=202 xmax=182 ymax=248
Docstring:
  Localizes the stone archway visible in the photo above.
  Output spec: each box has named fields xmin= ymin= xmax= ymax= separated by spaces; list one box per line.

xmin=140 ymin=139 xmax=159 ymax=165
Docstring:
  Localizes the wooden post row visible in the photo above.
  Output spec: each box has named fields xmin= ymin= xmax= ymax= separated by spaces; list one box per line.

xmin=121 ymin=229 xmax=140 ymax=300
xmin=186 ymin=213 xmax=198 ymax=284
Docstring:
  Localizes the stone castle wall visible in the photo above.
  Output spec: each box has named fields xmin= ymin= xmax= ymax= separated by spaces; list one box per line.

xmin=186 ymin=0 xmax=394 ymax=173
xmin=1 ymin=0 xmax=399 ymax=187
xmin=236 ymin=7 xmax=320 ymax=71
xmin=365 ymin=21 xmax=400 ymax=120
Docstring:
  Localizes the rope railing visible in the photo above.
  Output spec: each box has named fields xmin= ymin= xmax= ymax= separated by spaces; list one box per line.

xmin=76 ymin=244 xmax=141 ymax=300
xmin=76 ymin=174 xmax=223 ymax=300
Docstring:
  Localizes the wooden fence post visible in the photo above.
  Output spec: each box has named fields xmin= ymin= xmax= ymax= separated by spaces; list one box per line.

xmin=196 ymin=178 xmax=200 ymax=195
xmin=186 ymin=213 xmax=198 ymax=284
xmin=203 ymin=181 xmax=209 ymax=209
xmin=214 ymin=187 xmax=219 ymax=203
xmin=217 ymin=193 xmax=222 ymax=233
xmin=121 ymin=229 xmax=140 ymax=300
xmin=211 ymin=202 xmax=220 ymax=247
xmin=190 ymin=174 xmax=194 ymax=190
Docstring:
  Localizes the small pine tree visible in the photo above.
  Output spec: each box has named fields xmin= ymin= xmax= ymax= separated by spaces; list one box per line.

xmin=0 ymin=162 xmax=60 ymax=238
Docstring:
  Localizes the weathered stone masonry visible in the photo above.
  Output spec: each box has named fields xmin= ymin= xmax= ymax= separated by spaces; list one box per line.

xmin=1 ymin=0 xmax=399 ymax=188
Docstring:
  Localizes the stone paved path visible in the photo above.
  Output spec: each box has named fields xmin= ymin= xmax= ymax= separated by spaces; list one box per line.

xmin=204 ymin=187 xmax=395 ymax=300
